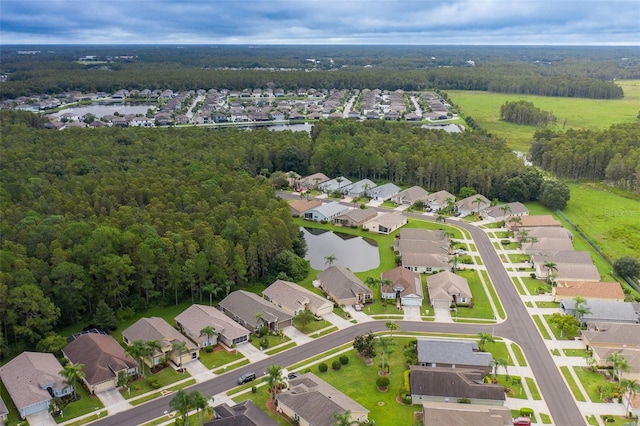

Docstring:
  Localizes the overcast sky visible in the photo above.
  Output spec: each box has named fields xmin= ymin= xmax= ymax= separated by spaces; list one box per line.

xmin=1 ymin=0 xmax=638 ymax=45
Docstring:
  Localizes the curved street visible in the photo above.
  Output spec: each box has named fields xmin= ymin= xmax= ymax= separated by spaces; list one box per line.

xmin=93 ymin=200 xmax=585 ymax=426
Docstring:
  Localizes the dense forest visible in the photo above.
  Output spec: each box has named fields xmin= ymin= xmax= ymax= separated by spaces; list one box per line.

xmin=530 ymin=122 xmax=640 ymax=192
xmin=1 ymin=45 xmax=636 ymax=100
xmin=0 ymin=111 xmax=562 ymax=356
xmin=500 ymin=100 xmax=557 ymax=126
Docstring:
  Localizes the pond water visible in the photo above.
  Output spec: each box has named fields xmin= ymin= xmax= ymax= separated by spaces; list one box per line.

xmin=50 ymin=103 xmax=155 ymax=118
xmin=420 ymin=123 xmax=464 ymax=133
xmin=269 ymin=123 xmax=314 ymax=133
xmin=300 ymin=227 xmax=380 ymax=272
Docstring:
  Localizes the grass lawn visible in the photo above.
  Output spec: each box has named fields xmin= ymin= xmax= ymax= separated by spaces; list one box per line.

xmin=551 ymin=349 xmax=560 ymax=356
xmin=121 ymin=366 xmax=188 ymax=399
xmin=481 ymin=270 xmax=505 ymax=319
xmin=130 ymin=379 xmax=196 ymax=406
xmin=484 ymin=340 xmax=515 ymax=366
xmin=515 ymin=279 xmax=528 ymax=296
xmin=295 ymin=319 xmax=332 ymax=335
xmin=573 ymin=367 xmax=613 ymax=403
xmin=560 ymin=366 xmax=586 ymax=402
xmin=511 ymin=343 xmax=527 ymax=366
xmin=540 ymin=413 xmax=552 ymax=424
xmin=447 ymin=81 xmax=640 ymax=152
xmin=508 ymin=254 xmax=530 ymax=263
xmin=265 ymin=341 xmax=297 ymax=355
xmin=454 ymin=270 xmax=495 ymax=320
xmin=199 ymin=346 xmax=246 ymax=369
xmin=543 ymin=314 xmax=579 ymax=340
xmin=600 ymin=415 xmax=639 ymax=426
xmin=1 ymin=381 xmax=22 ymax=426
xmin=496 ymin=375 xmax=526 ymax=399
xmin=521 ymin=277 xmax=546 ymax=295
xmin=212 ymin=359 xmax=250 ymax=374
xmin=251 ymin=334 xmax=291 ymax=350
xmin=564 ymin=349 xmax=591 ymax=358
xmin=535 ymin=301 xmax=560 ymax=308
xmin=55 ymin=386 xmax=105 ymax=424
xmin=233 ymin=384 xmax=294 ymax=426
xmin=525 ymin=377 xmax=541 ymax=400
xmin=532 ymin=315 xmax=551 ymax=340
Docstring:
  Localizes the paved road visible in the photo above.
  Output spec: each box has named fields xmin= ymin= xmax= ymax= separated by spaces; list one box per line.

xmin=94 ymin=199 xmax=585 ymax=426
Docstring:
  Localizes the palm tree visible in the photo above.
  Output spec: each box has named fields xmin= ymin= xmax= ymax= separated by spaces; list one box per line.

xmin=477 ymin=332 xmax=495 ymax=352
xmin=386 ymin=321 xmax=398 ymax=337
xmin=508 ymin=216 xmax=522 ymax=228
xmin=543 ymin=261 xmax=558 ymax=285
xmin=170 ymin=389 xmax=191 ymax=426
xmin=528 ymin=236 xmax=539 ymax=249
xmin=491 ymin=358 xmax=508 ymax=381
xmin=499 ymin=204 xmax=512 ymax=221
xmin=377 ymin=336 xmax=396 ymax=374
xmin=607 ymin=352 xmax=630 ymax=385
xmin=435 ymin=213 xmax=447 ymax=224
xmin=448 ymin=255 xmax=460 ymax=273
xmin=146 ymin=340 xmax=162 ymax=372
xmin=203 ymin=283 xmax=223 ymax=306
xmin=573 ymin=296 xmax=591 ymax=326
xmin=445 ymin=197 xmax=456 ymax=214
xmin=324 ymin=254 xmax=337 ymax=266
xmin=267 ymin=364 xmax=284 ymax=401
xmin=125 ymin=339 xmax=149 ymax=377
xmin=622 ymin=379 xmax=640 ymax=416
xmin=472 ymin=196 xmax=485 ymax=216
xmin=364 ymin=276 xmax=378 ymax=289
xmin=189 ymin=390 xmax=209 ymax=426
xmin=59 ymin=363 xmax=86 ymax=401
xmin=199 ymin=326 xmax=217 ymax=347
xmin=172 ymin=341 xmax=189 ymax=370
xmin=334 ymin=410 xmax=358 ymax=426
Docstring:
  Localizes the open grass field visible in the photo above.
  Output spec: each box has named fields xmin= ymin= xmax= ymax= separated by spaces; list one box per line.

xmin=447 ymin=80 xmax=640 ymax=152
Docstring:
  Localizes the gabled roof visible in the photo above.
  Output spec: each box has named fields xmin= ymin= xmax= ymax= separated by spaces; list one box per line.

xmin=63 ymin=334 xmax=137 ymax=386
xmin=289 ymin=199 xmax=322 ymax=214
xmin=482 ymin=202 xmax=529 ymax=218
xmin=0 ymin=395 xmax=7 ymax=418
xmin=122 ymin=317 xmax=197 ymax=351
xmin=427 ymin=190 xmax=455 ymax=207
xmin=317 ymin=266 xmax=372 ymax=300
xmin=398 ymin=228 xmax=447 ymax=242
xmin=262 ymin=280 xmax=332 ymax=314
xmin=410 ymin=366 xmax=504 ymax=401
xmin=561 ymin=299 xmax=638 ymax=323
xmin=176 ymin=304 xmax=250 ymax=341
xmin=308 ymin=201 xmax=349 ymax=218
xmin=402 ymin=253 xmax=450 ymax=269
xmin=381 ymin=266 xmax=422 ymax=298
xmin=395 ymin=186 xmax=429 ymax=203
xmin=219 ymin=290 xmax=292 ymax=328
xmin=416 ymin=339 xmax=492 ymax=366
xmin=396 ymin=239 xmax=449 ymax=255
xmin=427 ymin=271 xmax=472 ymax=300
xmin=205 ymin=400 xmax=278 ymax=426
xmin=456 ymin=194 xmax=491 ymax=212
xmin=532 ymin=251 xmax=593 ymax=265
xmin=318 ymin=177 xmax=352 ymax=192
xmin=555 ymin=281 xmax=624 ymax=301
xmin=368 ymin=182 xmax=400 ymax=198
xmin=335 ymin=208 xmax=378 ymax=224
xmin=509 ymin=214 xmax=561 ymax=229
xmin=342 ymin=179 xmax=376 ymax=194
xmin=0 ymin=352 xmax=67 ymax=410
xmin=581 ymin=323 xmax=640 ymax=348
xmin=422 ymin=401 xmax=513 ymax=426
xmin=276 ymin=373 xmax=368 ymax=426
xmin=367 ymin=211 xmax=406 ymax=229
xmin=298 ymin=173 xmax=329 ymax=188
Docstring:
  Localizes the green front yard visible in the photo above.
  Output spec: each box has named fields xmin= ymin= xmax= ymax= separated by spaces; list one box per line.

xmin=55 ymin=386 xmax=105 ymax=424
xmin=560 ymin=366 xmax=586 ymax=402
xmin=120 ymin=366 xmax=189 ymax=400
xmin=199 ymin=346 xmax=246 ymax=369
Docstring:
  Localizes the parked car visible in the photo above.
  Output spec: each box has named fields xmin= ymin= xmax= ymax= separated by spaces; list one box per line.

xmin=352 ymin=304 xmax=362 ymax=311
xmin=237 ymin=372 xmax=256 ymax=385
xmin=288 ymin=372 xmax=301 ymax=380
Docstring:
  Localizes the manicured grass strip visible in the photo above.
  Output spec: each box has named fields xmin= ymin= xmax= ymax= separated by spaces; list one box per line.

xmin=560 ymin=366 xmax=586 ymax=402
xmin=564 ymin=349 xmax=591 ymax=357
xmin=511 ymin=343 xmax=527 ymax=366
xmin=525 ymin=301 xmax=533 ymax=307
xmin=525 ymin=377 xmax=541 ymax=400
xmin=264 ymin=341 xmax=296 ymax=355
xmin=54 ymin=385 xmax=105 ymax=424
xmin=521 ymin=277 xmax=546 ymax=295
xmin=484 ymin=341 xmax=515 ymax=366
xmin=481 ymin=269 xmax=505 ymax=320
xmin=573 ymin=366 xmax=611 ymax=403
xmin=514 ymin=279 xmax=528 ymax=296
xmin=310 ymin=326 xmax=338 ymax=338
xmin=508 ymin=254 xmax=530 ymax=263
xmin=129 ymin=379 xmax=196 ymax=406
xmin=536 ymin=301 xmax=560 ymax=308
xmin=587 ymin=414 xmax=599 ymax=425
xmin=61 ymin=412 xmax=108 ymax=426
xmin=212 ymin=358 xmax=250 ymax=375
xmin=551 ymin=349 xmax=560 ymax=356
xmin=540 ymin=413 xmax=552 ymax=424
xmin=251 ymin=334 xmax=290 ymax=350
xmin=122 ymin=367 xmax=189 ymax=400
xmin=199 ymin=347 xmax=246 ymax=369
xmin=532 ymin=315 xmax=551 ymax=340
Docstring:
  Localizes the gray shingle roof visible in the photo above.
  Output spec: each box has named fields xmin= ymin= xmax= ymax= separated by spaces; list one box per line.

xmin=309 ymin=201 xmax=349 ymax=218
xmin=416 ymin=339 xmax=492 ymax=367
xmin=262 ymin=280 xmax=332 ymax=316
xmin=561 ymin=299 xmax=639 ymax=323
xmin=205 ymin=400 xmax=278 ymax=426
xmin=395 ymin=186 xmax=429 ymax=204
xmin=122 ymin=317 xmax=197 ymax=351
xmin=317 ymin=266 xmax=372 ymax=301
xmin=219 ymin=290 xmax=292 ymax=329
xmin=175 ymin=304 xmax=250 ymax=342
xmin=410 ymin=366 xmax=505 ymax=401
xmin=427 ymin=272 xmax=472 ymax=301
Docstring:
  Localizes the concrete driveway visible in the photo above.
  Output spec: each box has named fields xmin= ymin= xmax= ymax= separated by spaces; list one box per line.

xmin=27 ymin=410 xmax=56 ymax=426
xmin=97 ymin=388 xmax=131 ymax=415
xmin=184 ymin=359 xmax=215 ymax=383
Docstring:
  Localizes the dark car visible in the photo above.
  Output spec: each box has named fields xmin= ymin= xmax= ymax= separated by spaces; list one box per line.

xmin=288 ymin=372 xmax=301 ymax=380
xmin=237 ymin=372 xmax=256 ymax=385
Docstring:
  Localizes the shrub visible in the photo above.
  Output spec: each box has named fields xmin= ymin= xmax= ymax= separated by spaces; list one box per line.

xmin=318 ymin=362 xmax=328 ymax=373
xmin=458 ymin=397 xmax=471 ymax=404
xmin=520 ymin=407 xmax=533 ymax=417
xmin=339 ymin=355 xmax=349 ymax=365
xmin=251 ymin=386 xmax=257 ymax=394
xmin=260 ymin=337 xmax=269 ymax=349
xmin=500 ymin=240 xmax=511 ymax=245
xmin=147 ymin=378 xmax=160 ymax=389
xmin=360 ymin=204 xmax=366 ymax=209
xmin=530 ymin=272 xmax=537 ymax=279
xmin=403 ymin=369 xmax=411 ymax=390
xmin=376 ymin=376 xmax=390 ymax=388
xmin=204 ymin=346 xmax=214 ymax=353
xmin=303 ymin=368 xmax=312 ymax=373
xmin=332 ymin=360 xmax=342 ymax=370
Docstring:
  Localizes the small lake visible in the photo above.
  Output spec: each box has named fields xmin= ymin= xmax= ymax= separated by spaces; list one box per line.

xmin=300 ymin=227 xmax=380 ymax=272
xmin=50 ymin=103 xmax=155 ymax=118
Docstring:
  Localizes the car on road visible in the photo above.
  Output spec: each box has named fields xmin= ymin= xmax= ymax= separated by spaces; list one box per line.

xmin=237 ymin=372 xmax=256 ymax=385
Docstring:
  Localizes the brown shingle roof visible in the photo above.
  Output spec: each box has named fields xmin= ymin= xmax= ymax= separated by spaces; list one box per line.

xmin=289 ymin=199 xmax=322 ymax=214
xmin=509 ymin=215 xmax=561 ymax=229
xmin=262 ymin=280 xmax=332 ymax=316
xmin=554 ymin=281 xmax=624 ymax=301
xmin=427 ymin=271 xmax=472 ymax=301
xmin=175 ymin=304 xmax=250 ymax=343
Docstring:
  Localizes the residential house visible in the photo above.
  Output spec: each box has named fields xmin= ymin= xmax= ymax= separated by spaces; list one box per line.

xmin=262 ymin=279 xmax=333 ymax=317
xmin=0 ymin=396 xmax=7 ymax=423
xmin=392 ymin=186 xmax=429 ymax=206
xmin=367 ymin=182 xmax=401 ymax=201
xmin=395 ymin=229 xmax=451 ymax=273
xmin=341 ymin=179 xmax=376 ymax=198
xmin=62 ymin=333 xmax=138 ymax=394
xmin=219 ymin=290 xmax=293 ymax=333
xmin=333 ymin=208 xmax=377 ymax=227
xmin=416 ymin=339 xmax=493 ymax=373
xmin=380 ymin=266 xmax=423 ymax=306
xmin=426 ymin=190 xmax=456 ymax=212
xmin=421 ymin=401 xmax=514 ymax=426
xmin=402 ymin=253 xmax=451 ymax=274
xmin=129 ymin=116 xmax=153 ymax=127
xmin=0 ymin=352 xmax=72 ymax=419
xmin=275 ymin=373 xmax=369 ymax=426
xmin=456 ymin=194 xmax=491 ymax=217
xmin=204 ymin=400 xmax=278 ymax=425
xmin=175 ymin=304 xmax=250 ymax=348
xmin=531 ymin=251 xmax=600 ymax=281
xmin=318 ymin=177 xmax=352 ymax=193
xmin=122 ymin=317 xmax=199 ymax=367
xmin=520 ymin=227 xmax=574 ymax=255
xmin=289 ymin=199 xmax=322 ymax=216
xmin=560 ymin=299 xmax=638 ymax=325
xmin=427 ymin=271 xmax=473 ymax=309
xmin=552 ymin=281 xmax=625 ymax=303
xmin=410 ymin=366 xmax=505 ymax=405
xmin=316 ymin=266 xmax=373 ymax=306
xmin=507 ymin=214 xmax=562 ymax=231
xmin=364 ymin=211 xmax=407 ymax=234
xmin=303 ymin=201 xmax=349 ymax=222
xmin=482 ymin=202 xmax=529 ymax=221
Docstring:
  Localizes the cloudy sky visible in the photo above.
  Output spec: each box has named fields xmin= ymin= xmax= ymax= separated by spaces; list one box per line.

xmin=1 ymin=0 xmax=638 ymax=45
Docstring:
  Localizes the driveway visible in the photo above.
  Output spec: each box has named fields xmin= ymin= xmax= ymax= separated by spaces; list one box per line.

xmin=27 ymin=411 xmax=56 ymax=426
xmin=184 ymin=359 xmax=215 ymax=383
xmin=402 ymin=305 xmax=422 ymax=321
xmin=97 ymin=388 xmax=131 ymax=415
xmin=433 ymin=307 xmax=453 ymax=323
